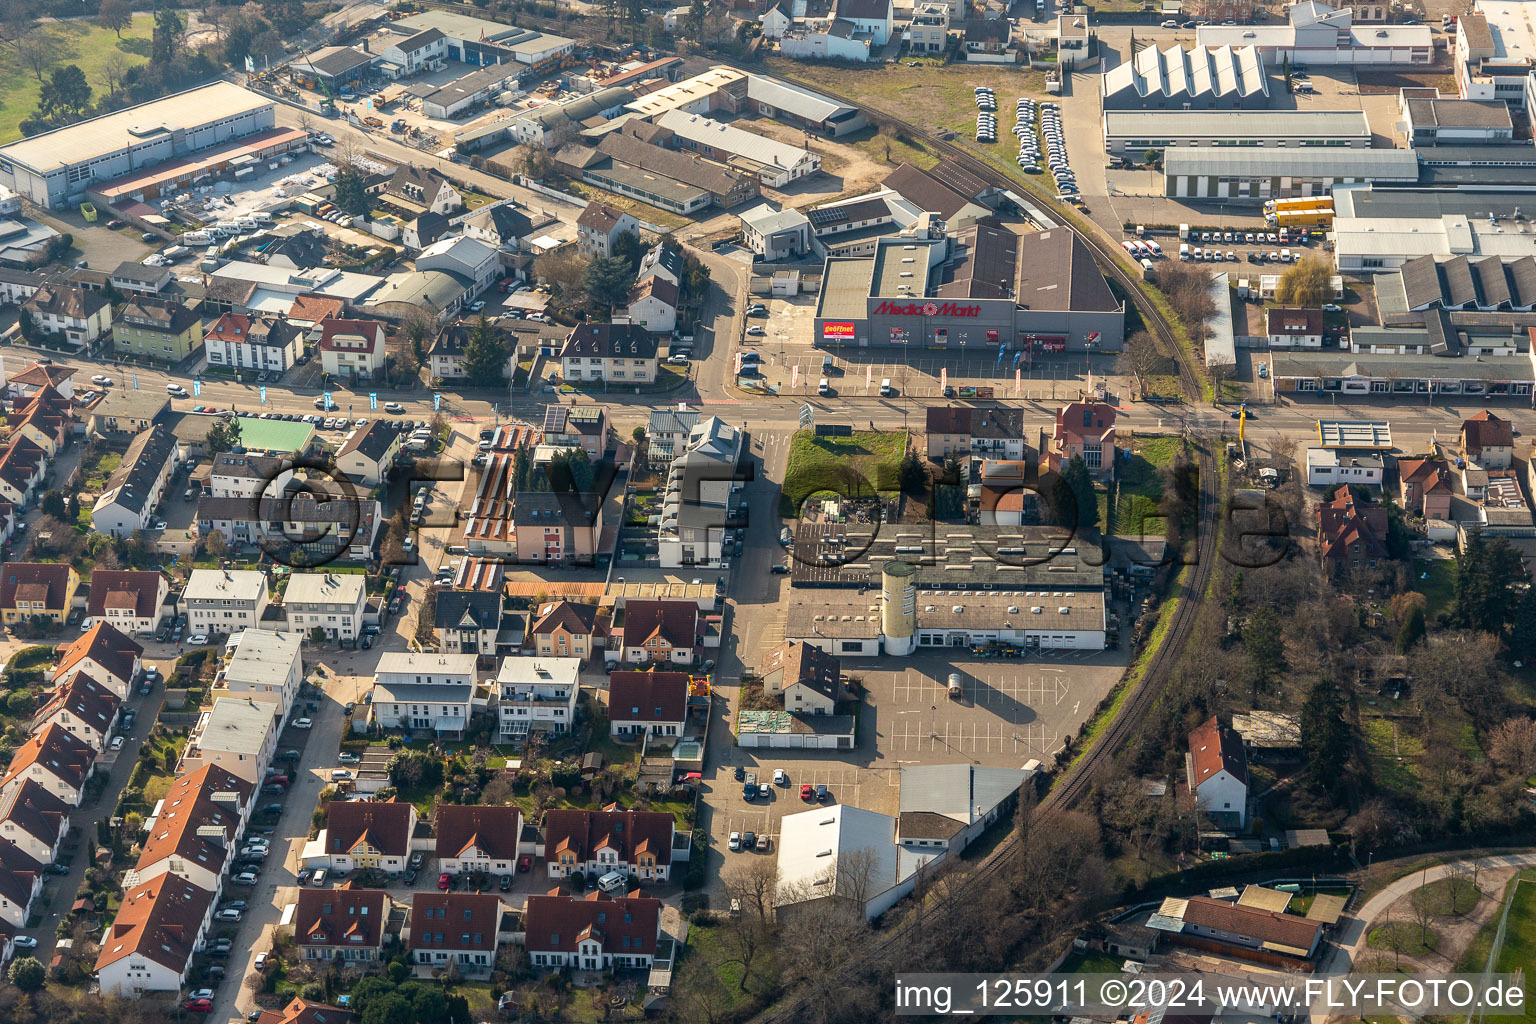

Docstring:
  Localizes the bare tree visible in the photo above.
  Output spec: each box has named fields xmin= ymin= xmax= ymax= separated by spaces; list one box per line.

xmin=1488 ymin=717 xmax=1536 ymax=780
xmin=1377 ymin=913 xmax=1409 ymax=968
xmin=721 ymin=857 xmax=777 ymax=925
xmin=98 ymin=50 xmax=129 ymax=96
xmin=1116 ymin=330 xmax=1161 ymax=399
xmin=672 ymin=955 xmax=735 ymax=1024
xmin=1208 ymin=354 xmax=1237 ymax=401
xmin=1444 ymin=862 xmax=1478 ymax=914
xmin=15 ymin=25 xmax=61 ymax=83
xmin=1410 ymin=884 xmax=1436 ymax=949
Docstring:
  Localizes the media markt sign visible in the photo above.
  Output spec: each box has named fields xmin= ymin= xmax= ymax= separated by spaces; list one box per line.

xmin=872 ymin=300 xmax=984 ymax=317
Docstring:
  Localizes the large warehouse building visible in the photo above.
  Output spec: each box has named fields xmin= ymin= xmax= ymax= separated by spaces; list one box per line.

xmin=1103 ymin=109 xmax=1370 ymax=158
xmin=0 ymin=82 xmax=275 ymax=209
xmin=1162 ymin=147 xmax=1419 ymax=200
xmin=812 ymin=227 xmax=1123 ymax=351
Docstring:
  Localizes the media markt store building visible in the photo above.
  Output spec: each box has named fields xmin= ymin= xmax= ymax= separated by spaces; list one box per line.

xmin=812 ymin=232 xmax=1124 ymax=354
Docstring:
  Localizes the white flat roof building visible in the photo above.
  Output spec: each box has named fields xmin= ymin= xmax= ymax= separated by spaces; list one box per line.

xmin=1102 ymin=109 xmax=1371 ymax=156
xmin=221 ymin=628 xmax=303 ymax=717
xmin=184 ymin=568 xmax=269 ymax=605
xmin=374 ymin=652 xmax=479 ymax=684
xmin=182 ymin=696 xmax=278 ymax=783
xmin=0 ymin=82 xmax=275 ymax=208
xmin=776 ymin=804 xmax=919 ymax=920
xmin=654 ymin=110 xmax=821 ymax=186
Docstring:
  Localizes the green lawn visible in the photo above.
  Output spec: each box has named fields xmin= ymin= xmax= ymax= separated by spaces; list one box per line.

xmin=1368 ymin=920 xmax=1438 ymax=958
xmin=780 ymin=429 xmax=907 ymax=517
xmin=1060 ymin=949 xmax=1129 ymax=973
xmin=1111 ymin=438 xmax=1179 ymax=536
xmin=1361 ymin=716 xmax=1423 ymax=795
xmin=80 ymin=450 xmax=122 ymax=492
xmin=1411 ymin=559 xmax=1456 ymax=623
xmin=1288 ymin=885 xmax=1353 ymax=915
xmin=0 ymin=16 xmax=154 ymax=144
xmin=1495 ymin=873 xmax=1536 ymax=1024
xmin=1412 ymin=876 xmax=1480 ymax=916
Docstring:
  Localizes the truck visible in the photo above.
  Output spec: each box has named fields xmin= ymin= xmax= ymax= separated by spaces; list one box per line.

xmin=947 ymin=673 xmax=963 ymax=698
xmin=1262 ymin=196 xmax=1334 ymax=229
xmin=362 ymin=115 xmax=384 ymax=128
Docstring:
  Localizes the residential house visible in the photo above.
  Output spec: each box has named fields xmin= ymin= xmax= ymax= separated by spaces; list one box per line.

xmin=204 ymin=453 xmax=293 ymax=498
xmin=976 ymin=460 xmax=1032 ymax=526
xmin=0 ymin=268 xmax=45 ymax=307
xmin=524 ymin=892 xmax=661 ymax=971
xmin=287 ymin=294 xmax=346 ymax=338
xmin=0 ymin=562 xmax=81 ymax=626
xmin=0 ymin=435 xmax=46 ymax=505
xmin=0 ymin=721 xmax=96 ymax=806
xmin=626 ymin=275 xmax=678 ymax=335
xmin=1046 ymin=401 xmax=1117 ymax=482
xmin=434 ymin=805 xmax=524 ymax=874
xmin=255 ymin=998 xmax=355 ymax=1024
xmin=52 ymin=622 xmax=142 ymax=698
xmin=381 ymin=165 xmax=464 ymax=217
xmin=319 ymin=318 xmax=388 ymax=382
xmin=284 ymin=572 xmax=367 ymax=642
xmin=1317 ymin=485 xmax=1388 ymax=571
xmin=833 ymin=0 xmax=893 ymax=43
xmin=1462 ymin=410 xmax=1515 ymax=469
xmin=780 ymin=18 xmax=877 ymax=61
xmin=114 ymin=297 xmax=204 ymax=363
xmin=760 ymin=640 xmax=841 ymax=715
xmin=294 ymin=884 xmax=390 ymax=962
xmin=496 ymin=657 xmax=580 ymax=739
xmin=0 ymin=837 xmax=43 ymax=930
xmin=542 ymin=405 xmax=608 ymax=459
xmin=184 ymin=569 xmax=271 ymax=637
xmin=318 ymin=801 xmax=417 ymax=874
xmin=559 ymin=319 xmax=660 ymax=385
xmin=657 ymin=416 xmax=743 ymax=569
xmin=409 ymin=892 xmax=507 ymax=976
xmin=107 ymin=262 xmax=172 ymax=295
xmin=1398 ymin=457 xmax=1453 ymax=519
xmin=1185 ymin=715 xmax=1248 ymax=828
xmin=335 ymin=421 xmax=404 ymax=489
xmin=462 ymin=203 xmax=537 ymax=252
xmin=368 ymin=682 xmax=479 ymax=738
xmin=196 ymin=491 xmax=382 ymax=563
xmin=86 ymin=570 xmax=170 ymax=636
xmin=1265 ymin=306 xmax=1325 ymax=349
xmin=433 ymin=590 xmax=503 ymax=658
xmin=219 ymin=629 xmax=304 ymax=719
xmin=762 ymin=2 xmax=793 ymax=36
xmin=24 ymin=281 xmax=111 ymax=346
xmin=8 ymin=385 xmax=74 ymax=457
xmin=512 ymin=491 xmax=605 ymax=564
xmin=738 ymin=203 xmax=815 ymax=261
xmin=530 ymin=601 xmax=604 ymax=662
xmin=637 ymin=241 xmax=682 ymax=287
xmin=382 ymin=27 xmax=448 ymax=75
xmin=924 ymin=406 xmax=1027 ymax=461
xmin=428 ymin=318 xmax=516 ymax=381
xmin=373 ymin=652 xmax=478 ymax=689
xmin=961 ymin=18 xmax=1013 ymax=58
xmin=91 ymin=423 xmax=179 ymax=538
xmin=179 ymin=697 xmax=279 ymax=785
xmin=0 ymin=778 xmax=68 ymax=865
xmin=204 ymin=313 xmax=305 ymax=373
xmin=94 ymin=874 xmax=215 ymax=995
xmin=87 ymin=390 xmax=169 ymax=441
xmin=607 ymin=670 xmax=689 ymax=739
xmin=1305 ymin=448 xmax=1384 ymax=488
xmin=130 ymin=764 xmax=252 ymax=894
xmin=5 ymin=360 xmax=75 ymax=401
xmin=32 ymin=671 xmax=121 ymax=752
xmin=613 ymin=601 xmax=701 ymax=664
xmin=576 ymin=203 xmax=638 ymax=258
xmin=908 ymin=2 xmax=950 ymax=51
xmin=543 ymin=808 xmax=677 ymax=883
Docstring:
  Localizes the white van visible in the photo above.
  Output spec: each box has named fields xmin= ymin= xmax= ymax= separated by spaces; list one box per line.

xmin=817 ymin=377 xmax=830 ymax=395
xmin=1179 ymin=242 xmax=1190 ymax=261
xmin=597 ymin=870 xmax=627 ymax=894
xmin=879 ymin=378 xmax=894 ymax=396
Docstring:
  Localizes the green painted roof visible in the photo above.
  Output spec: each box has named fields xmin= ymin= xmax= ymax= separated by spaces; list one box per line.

xmin=235 ymin=417 xmax=315 ymax=455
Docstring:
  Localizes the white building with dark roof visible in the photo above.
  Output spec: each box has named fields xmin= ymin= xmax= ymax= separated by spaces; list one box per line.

xmin=91 ymin=424 xmax=179 ymax=539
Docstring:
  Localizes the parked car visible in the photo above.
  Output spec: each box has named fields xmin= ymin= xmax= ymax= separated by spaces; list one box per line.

xmin=221 ymin=901 xmax=247 ymax=912
xmin=13 ymin=936 xmax=37 ymax=949
xmin=233 ymin=871 xmax=258 ymax=885
xmin=800 ymin=783 xmax=814 ymax=801
xmin=438 ymin=872 xmax=452 ymax=890
xmin=215 ymin=908 xmax=242 ymax=922
xmin=185 ymin=999 xmax=213 ymax=1013
xmin=816 ymin=785 xmax=830 ymax=802
xmin=728 ymin=832 xmax=742 ymax=851
xmin=254 ymin=952 xmax=269 ymax=971
xmin=518 ymin=854 xmax=533 ymax=872
xmin=293 ymin=717 xmax=312 ymax=729
xmin=188 ymin=633 xmax=208 ymax=645
xmin=409 ymin=851 xmax=424 ymax=868
xmin=110 ymin=735 xmax=124 ymax=751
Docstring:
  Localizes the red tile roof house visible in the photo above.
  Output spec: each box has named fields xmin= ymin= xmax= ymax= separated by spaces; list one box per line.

xmin=256 ymin=997 xmax=354 ymax=1024
xmin=1461 ymin=410 xmax=1515 ymax=470
xmin=94 ymin=873 xmax=216 ymax=995
xmin=0 ymin=836 xmax=45 ymax=930
xmin=1046 ymin=401 xmax=1117 ymax=482
xmin=86 ymin=569 xmax=171 ymax=637
xmin=606 ymin=671 xmax=689 ymax=740
xmin=0 ymin=778 xmax=69 ymax=865
xmin=0 ymin=721 xmax=97 ymax=807
xmin=612 ymin=600 xmax=701 ymax=665
xmin=1397 ymin=457 xmax=1453 ymax=520
xmin=1316 ymin=486 xmax=1389 ymax=572
xmin=295 ymin=884 xmax=391 ymax=962
xmin=31 ymin=670 xmax=122 ymax=752
xmin=524 ymin=892 xmax=662 ymax=972
xmin=320 ymin=801 xmax=417 ymax=874
xmin=408 ymin=892 xmax=509 ymax=976
xmin=1185 ymin=716 xmax=1248 ymax=828
xmin=1171 ymin=895 xmax=1324 ymax=962
xmin=434 ymin=804 xmax=523 ymax=875
xmin=50 ymin=620 xmax=144 ymax=698
xmin=542 ymin=808 xmax=678 ymax=884
xmin=132 ymin=764 xmax=252 ymax=895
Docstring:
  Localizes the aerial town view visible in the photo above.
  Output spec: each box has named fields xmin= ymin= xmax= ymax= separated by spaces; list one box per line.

xmin=2 ymin=0 xmax=1536 ymax=1021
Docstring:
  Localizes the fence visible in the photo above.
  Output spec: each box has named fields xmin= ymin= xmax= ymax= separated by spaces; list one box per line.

xmin=1468 ymin=874 xmax=1529 ymax=1024
xmin=1235 ymin=335 xmax=1269 ymax=349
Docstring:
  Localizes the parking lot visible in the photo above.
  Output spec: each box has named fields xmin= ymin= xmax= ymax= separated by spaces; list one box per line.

xmin=736 ymin=292 xmax=1129 ymax=403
